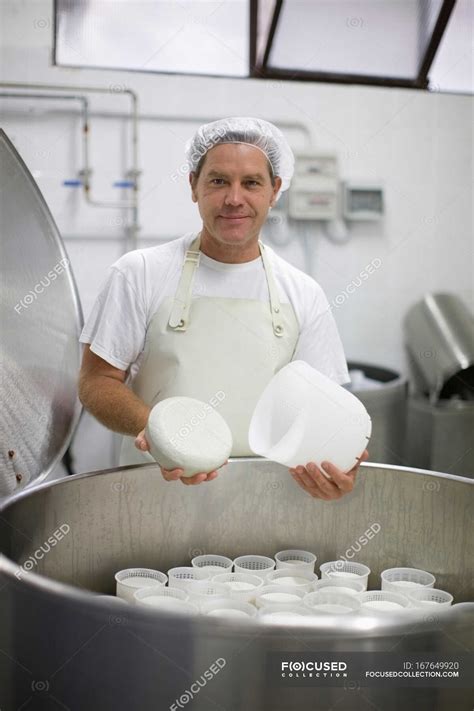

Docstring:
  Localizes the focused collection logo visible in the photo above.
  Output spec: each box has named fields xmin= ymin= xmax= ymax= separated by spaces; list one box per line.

xmin=281 ymin=660 xmax=348 ymax=678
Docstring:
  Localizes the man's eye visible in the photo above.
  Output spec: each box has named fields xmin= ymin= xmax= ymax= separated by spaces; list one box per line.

xmin=246 ymin=180 xmax=259 ymax=187
xmin=211 ymin=178 xmax=225 ymax=185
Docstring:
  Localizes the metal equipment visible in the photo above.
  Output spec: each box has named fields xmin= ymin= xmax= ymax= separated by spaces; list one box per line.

xmin=405 ymin=396 xmax=474 ymax=477
xmin=0 ymin=129 xmax=82 ymax=498
xmin=0 ymin=128 xmax=472 ymax=711
xmin=0 ymin=460 xmax=473 ymax=710
xmin=404 ymin=293 xmax=474 ymax=477
xmin=404 ymin=293 xmax=474 ymax=403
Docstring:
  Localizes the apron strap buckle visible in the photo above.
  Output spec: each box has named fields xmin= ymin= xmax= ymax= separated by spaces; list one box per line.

xmin=185 ymin=250 xmax=201 ymax=265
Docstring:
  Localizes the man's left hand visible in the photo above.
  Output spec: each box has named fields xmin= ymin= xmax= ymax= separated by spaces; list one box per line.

xmin=289 ymin=449 xmax=369 ymax=500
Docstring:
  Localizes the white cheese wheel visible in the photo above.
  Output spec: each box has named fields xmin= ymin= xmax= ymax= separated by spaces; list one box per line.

xmin=391 ymin=580 xmax=423 ymax=588
xmin=207 ymin=609 xmax=251 ymax=619
xmin=362 ymin=600 xmax=404 ymax=611
xmin=327 ymin=571 xmax=360 ymax=578
xmin=281 ymin=560 xmax=307 ymax=566
xmin=145 ymin=397 xmax=233 ymax=477
xmin=273 ymin=576 xmax=307 ymax=586
xmin=227 ymin=581 xmax=255 ymax=591
xmin=261 ymin=592 xmax=300 ymax=603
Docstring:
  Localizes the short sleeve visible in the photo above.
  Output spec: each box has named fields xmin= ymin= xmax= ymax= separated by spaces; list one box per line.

xmin=293 ymin=288 xmax=350 ymax=386
xmin=79 ymin=265 xmax=147 ymax=371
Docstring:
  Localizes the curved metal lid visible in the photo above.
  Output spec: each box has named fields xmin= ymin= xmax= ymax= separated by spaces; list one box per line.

xmin=404 ymin=293 xmax=474 ymax=400
xmin=0 ymin=129 xmax=83 ymax=498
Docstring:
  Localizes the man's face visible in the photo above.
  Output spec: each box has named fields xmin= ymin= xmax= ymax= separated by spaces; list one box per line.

xmin=189 ymin=143 xmax=282 ymax=248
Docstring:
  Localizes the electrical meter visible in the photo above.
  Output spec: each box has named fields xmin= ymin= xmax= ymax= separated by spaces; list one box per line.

xmin=288 ymin=154 xmax=338 ymax=220
xmin=343 ymin=182 xmax=384 ymax=221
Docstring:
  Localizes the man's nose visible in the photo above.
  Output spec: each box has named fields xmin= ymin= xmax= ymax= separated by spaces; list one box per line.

xmin=224 ymin=182 xmax=245 ymax=206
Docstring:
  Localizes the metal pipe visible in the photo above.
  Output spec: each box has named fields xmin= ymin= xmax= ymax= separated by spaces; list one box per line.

xmin=0 ymin=81 xmax=141 ymax=250
xmin=135 ymin=112 xmax=313 ymax=146
xmin=79 ymin=96 xmax=136 ymax=210
xmin=1 ymin=90 xmax=137 ymax=250
xmin=0 ymin=91 xmax=87 ymax=104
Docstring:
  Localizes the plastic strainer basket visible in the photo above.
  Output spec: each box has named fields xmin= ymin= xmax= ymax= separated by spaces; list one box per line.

xmin=358 ymin=590 xmax=412 ymax=612
xmin=381 ymin=567 xmax=436 ymax=592
xmin=233 ymin=555 xmax=275 ymax=580
xmin=303 ymin=591 xmax=361 ymax=614
xmin=134 ymin=586 xmax=189 ymax=605
xmin=201 ymin=598 xmax=258 ymax=619
xmin=191 ymin=554 xmax=233 ymax=574
xmin=167 ymin=566 xmax=211 ymax=589
xmin=186 ymin=581 xmax=230 ymax=610
xmin=248 ymin=360 xmax=371 ymax=472
xmin=266 ymin=568 xmax=318 ymax=593
xmin=115 ymin=568 xmax=168 ymax=602
xmin=274 ymin=549 xmax=317 ymax=572
xmin=407 ymin=588 xmax=453 ymax=607
xmin=320 ymin=561 xmax=370 ymax=589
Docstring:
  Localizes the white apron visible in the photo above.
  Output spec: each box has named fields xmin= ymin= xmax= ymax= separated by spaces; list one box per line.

xmin=119 ymin=234 xmax=300 ymax=465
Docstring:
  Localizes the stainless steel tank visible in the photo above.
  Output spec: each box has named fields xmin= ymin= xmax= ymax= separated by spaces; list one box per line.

xmin=1 ymin=128 xmax=472 ymax=711
xmin=0 ymin=460 xmax=473 ymax=711
xmin=405 ymin=395 xmax=474 ymax=478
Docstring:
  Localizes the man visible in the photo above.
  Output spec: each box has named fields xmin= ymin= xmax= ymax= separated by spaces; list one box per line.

xmin=78 ymin=117 xmax=368 ymax=499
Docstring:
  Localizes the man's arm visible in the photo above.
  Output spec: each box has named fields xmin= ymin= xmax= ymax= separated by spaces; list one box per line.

xmin=78 ymin=345 xmax=151 ymax=436
xmin=78 ymin=345 xmax=223 ymax=486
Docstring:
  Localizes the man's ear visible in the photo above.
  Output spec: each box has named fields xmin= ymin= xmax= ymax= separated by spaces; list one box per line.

xmin=189 ymin=172 xmax=198 ymax=203
xmin=270 ymin=176 xmax=283 ymax=207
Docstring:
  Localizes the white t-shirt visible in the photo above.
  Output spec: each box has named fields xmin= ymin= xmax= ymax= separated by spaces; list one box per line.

xmin=79 ymin=232 xmax=350 ymax=386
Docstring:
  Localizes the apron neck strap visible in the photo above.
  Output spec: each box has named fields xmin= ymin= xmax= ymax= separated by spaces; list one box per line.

xmin=168 ymin=235 xmax=201 ymax=329
xmin=169 ymin=233 xmax=285 ymax=336
xmin=258 ymin=240 xmax=284 ymax=336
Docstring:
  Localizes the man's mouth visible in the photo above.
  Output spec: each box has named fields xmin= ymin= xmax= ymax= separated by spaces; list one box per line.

xmin=219 ymin=215 xmax=250 ymax=221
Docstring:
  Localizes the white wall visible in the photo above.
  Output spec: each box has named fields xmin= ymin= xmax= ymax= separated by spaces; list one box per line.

xmin=1 ymin=1 xmax=473 ymax=474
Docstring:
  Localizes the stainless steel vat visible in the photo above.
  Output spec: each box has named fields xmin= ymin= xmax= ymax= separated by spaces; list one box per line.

xmin=0 ymin=125 xmax=472 ymax=711
xmin=405 ymin=395 xmax=474 ymax=478
xmin=347 ymin=362 xmax=407 ymax=465
xmin=0 ymin=459 xmax=472 ymax=711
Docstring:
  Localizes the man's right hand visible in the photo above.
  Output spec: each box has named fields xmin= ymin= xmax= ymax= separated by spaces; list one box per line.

xmin=134 ymin=430 xmax=225 ymax=486
xmin=160 ymin=467 xmax=222 ymax=485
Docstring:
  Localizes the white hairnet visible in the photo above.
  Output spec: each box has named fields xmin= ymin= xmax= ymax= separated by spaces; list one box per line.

xmin=185 ymin=117 xmax=294 ymax=200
